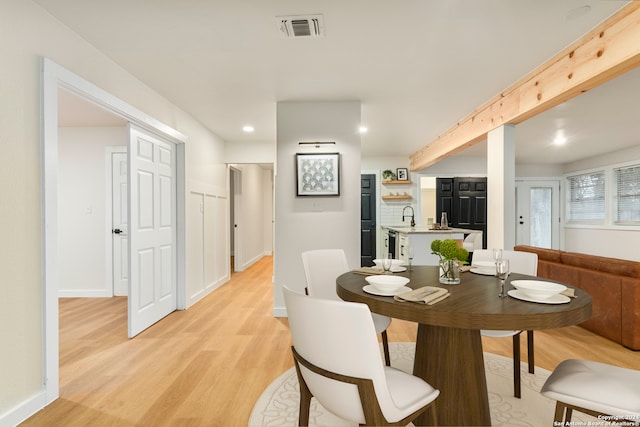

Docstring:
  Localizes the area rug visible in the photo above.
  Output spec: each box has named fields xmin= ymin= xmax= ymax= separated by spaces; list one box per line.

xmin=249 ymin=342 xmax=599 ymax=427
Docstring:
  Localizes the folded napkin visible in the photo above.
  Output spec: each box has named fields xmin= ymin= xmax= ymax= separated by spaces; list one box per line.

xmin=561 ymin=288 xmax=576 ymax=298
xmin=352 ymin=267 xmax=384 ymax=275
xmin=394 ymin=286 xmax=450 ymax=305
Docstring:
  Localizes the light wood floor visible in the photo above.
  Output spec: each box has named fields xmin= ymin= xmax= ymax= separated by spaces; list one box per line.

xmin=22 ymin=255 xmax=640 ymax=426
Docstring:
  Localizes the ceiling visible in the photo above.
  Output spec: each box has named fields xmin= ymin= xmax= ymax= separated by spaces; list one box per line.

xmin=44 ymin=0 xmax=638 ymax=167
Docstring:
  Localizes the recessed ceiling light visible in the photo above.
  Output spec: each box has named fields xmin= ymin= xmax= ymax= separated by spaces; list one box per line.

xmin=359 ymin=126 xmax=368 ymax=133
xmin=242 ymin=125 xmax=254 ymax=133
xmin=554 ymin=135 xmax=567 ymax=145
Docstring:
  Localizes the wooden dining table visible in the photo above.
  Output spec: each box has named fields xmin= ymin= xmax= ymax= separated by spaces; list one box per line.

xmin=336 ymin=266 xmax=592 ymax=426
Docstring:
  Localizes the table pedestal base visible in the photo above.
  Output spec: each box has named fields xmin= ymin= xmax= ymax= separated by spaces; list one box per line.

xmin=413 ymin=324 xmax=491 ymax=426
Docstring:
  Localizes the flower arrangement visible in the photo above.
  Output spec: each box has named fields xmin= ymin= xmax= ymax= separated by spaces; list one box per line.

xmin=431 ymin=239 xmax=469 ymax=284
xmin=430 ymin=239 xmax=469 ymax=264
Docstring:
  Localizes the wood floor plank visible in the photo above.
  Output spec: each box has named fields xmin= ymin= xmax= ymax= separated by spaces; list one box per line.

xmin=21 ymin=255 xmax=640 ymax=426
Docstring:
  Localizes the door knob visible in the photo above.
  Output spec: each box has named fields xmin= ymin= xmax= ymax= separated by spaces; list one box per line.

xmin=112 ymin=229 xmax=123 ymax=234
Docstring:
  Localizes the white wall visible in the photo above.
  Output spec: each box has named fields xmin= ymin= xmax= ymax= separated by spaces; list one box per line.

xmin=0 ymin=1 xmax=228 ymax=423
xmin=274 ymin=101 xmax=361 ymax=316
xmin=263 ymin=168 xmax=274 ymax=255
xmin=224 ymin=140 xmax=275 ymax=164
xmin=57 ymin=127 xmax=127 ymax=296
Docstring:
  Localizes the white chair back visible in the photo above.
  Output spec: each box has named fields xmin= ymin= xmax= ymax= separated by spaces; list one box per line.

xmin=472 ymin=249 xmax=538 ymax=275
xmin=282 ymin=286 xmax=405 ymax=423
xmin=463 ymin=232 xmax=483 ymax=251
xmin=301 ymin=249 xmax=349 ymax=301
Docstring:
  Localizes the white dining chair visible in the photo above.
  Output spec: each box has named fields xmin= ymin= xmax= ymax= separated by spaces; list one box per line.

xmin=301 ymin=249 xmax=392 ymax=366
xmin=463 ymin=232 xmax=483 ymax=253
xmin=541 ymin=359 xmax=640 ymax=424
xmin=472 ymin=248 xmax=539 ymax=398
xmin=283 ymin=285 xmax=440 ymax=426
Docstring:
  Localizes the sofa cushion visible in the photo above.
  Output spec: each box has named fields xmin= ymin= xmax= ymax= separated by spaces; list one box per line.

xmin=561 ymin=252 xmax=640 ymax=278
xmin=621 ymin=277 xmax=640 ymax=350
xmin=573 ymin=268 xmax=622 ymax=345
xmin=515 ymin=245 xmax=562 ymax=263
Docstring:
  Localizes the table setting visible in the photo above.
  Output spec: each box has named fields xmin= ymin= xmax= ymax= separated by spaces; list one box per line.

xmin=336 ymin=263 xmax=592 ymax=427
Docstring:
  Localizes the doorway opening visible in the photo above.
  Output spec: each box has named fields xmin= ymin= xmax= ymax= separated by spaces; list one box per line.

xmin=42 ymin=58 xmax=187 ymax=404
xmin=515 ymin=179 xmax=560 ymax=249
xmin=227 ymin=163 xmax=274 ymax=275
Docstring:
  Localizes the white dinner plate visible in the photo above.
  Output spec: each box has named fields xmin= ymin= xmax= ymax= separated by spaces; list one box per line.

xmin=363 ymin=285 xmax=412 ymax=297
xmin=508 ymin=289 xmax=570 ymax=304
xmin=470 ymin=268 xmax=495 ymax=276
xmin=391 ymin=266 xmax=407 ymax=273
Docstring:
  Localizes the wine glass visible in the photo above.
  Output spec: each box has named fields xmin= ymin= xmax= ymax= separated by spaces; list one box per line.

xmin=492 ymin=248 xmax=503 ymax=277
xmin=496 ymin=259 xmax=510 ymax=298
xmin=382 ymin=254 xmax=393 ymax=274
xmin=407 ymin=244 xmax=415 ymax=271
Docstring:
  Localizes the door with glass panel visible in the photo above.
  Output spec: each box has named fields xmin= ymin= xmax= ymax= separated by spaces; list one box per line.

xmin=515 ymin=180 xmax=560 ymax=249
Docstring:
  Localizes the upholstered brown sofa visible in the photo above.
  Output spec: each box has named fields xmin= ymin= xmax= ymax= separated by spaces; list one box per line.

xmin=514 ymin=245 xmax=640 ymax=351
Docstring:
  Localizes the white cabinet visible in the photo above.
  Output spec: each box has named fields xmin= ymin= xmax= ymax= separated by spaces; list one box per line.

xmin=398 ymin=233 xmax=409 ymax=264
xmin=395 ymin=230 xmax=464 ymax=266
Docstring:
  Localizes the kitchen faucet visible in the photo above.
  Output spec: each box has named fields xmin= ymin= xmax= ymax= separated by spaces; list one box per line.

xmin=402 ymin=205 xmax=415 ymax=228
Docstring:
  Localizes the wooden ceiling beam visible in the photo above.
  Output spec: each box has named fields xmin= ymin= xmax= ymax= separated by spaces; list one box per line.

xmin=410 ymin=2 xmax=640 ymax=171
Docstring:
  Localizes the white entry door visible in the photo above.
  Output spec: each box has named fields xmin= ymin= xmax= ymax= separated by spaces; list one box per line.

xmin=128 ymin=124 xmax=177 ymax=337
xmin=515 ymin=180 xmax=560 ymax=249
xmin=112 ymin=151 xmax=129 ymax=296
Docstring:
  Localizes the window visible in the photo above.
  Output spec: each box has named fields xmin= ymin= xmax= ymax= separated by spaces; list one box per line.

xmin=567 ymin=171 xmax=605 ymax=224
xmin=615 ymin=164 xmax=640 ymax=224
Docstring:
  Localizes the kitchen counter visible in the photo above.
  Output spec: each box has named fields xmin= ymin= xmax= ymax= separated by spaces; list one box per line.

xmin=381 ymin=226 xmax=480 ymax=266
xmin=383 ymin=225 xmax=479 ymax=235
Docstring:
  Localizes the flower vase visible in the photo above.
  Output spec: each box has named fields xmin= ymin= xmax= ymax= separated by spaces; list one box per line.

xmin=439 ymin=259 xmax=461 ymax=284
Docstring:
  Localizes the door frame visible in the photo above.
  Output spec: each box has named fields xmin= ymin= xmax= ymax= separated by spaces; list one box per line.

xmin=41 ymin=58 xmax=187 ymax=404
xmin=229 ymin=166 xmax=243 ymax=272
xmin=106 ymin=146 xmax=128 ymax=296
xmin=515 ymin=178 xmax=561 ymax=249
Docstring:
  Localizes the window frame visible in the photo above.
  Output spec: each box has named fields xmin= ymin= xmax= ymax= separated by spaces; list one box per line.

xmin=613 ymin=163 xmax=640 ymax=225
xmin=566 ymin=170 xmax=606 ymax=225
xmin=564 ymin=160 xmax=640 ymax=230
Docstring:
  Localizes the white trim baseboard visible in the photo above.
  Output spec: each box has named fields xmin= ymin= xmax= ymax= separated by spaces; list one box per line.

xmin=0 ymin=389 xmax=47 ymax=427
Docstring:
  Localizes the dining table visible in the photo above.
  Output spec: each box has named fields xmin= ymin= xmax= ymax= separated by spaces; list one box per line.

xmin=336 ymin=265 xmax=592 ymax=426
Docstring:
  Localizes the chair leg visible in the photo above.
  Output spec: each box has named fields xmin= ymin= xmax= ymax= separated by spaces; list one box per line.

xmin=566 ymin=407 xmax=573 ymax=423
xmin=293 ymin=359 xmax=312 ymax=427
xmin=430 ymin=402 xmax=438 ymax=426
xmin=553 ymin=402 xmax=567 ymax=424
xmin=513 ymin=334 xmax=521 ymax=398
xmin=527 ymin=330 xmax=535 ymax=374
xmin=381 ymin=330 xmax=391 ymax=366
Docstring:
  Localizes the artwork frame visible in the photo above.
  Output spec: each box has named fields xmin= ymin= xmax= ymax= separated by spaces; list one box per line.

xmin=396 ymin=168 xmax=409 ymax=181
xmin=296 ymin=152 xmax=340 ymax=196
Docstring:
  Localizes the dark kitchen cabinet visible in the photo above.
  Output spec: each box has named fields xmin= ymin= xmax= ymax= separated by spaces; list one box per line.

xmin=436 ymin=177 xmax=487 ymax=248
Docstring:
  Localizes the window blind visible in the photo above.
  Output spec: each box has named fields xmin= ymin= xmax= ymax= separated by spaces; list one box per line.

xmin=615 ymin=164 xmax=640 ymax=224
xmin=567 ymin=171 xmax=605 ymax=223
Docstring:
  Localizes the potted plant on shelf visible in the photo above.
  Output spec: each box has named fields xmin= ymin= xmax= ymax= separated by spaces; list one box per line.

xmin=382 ymin=169 xmax=397 ymax=181
xmin=431 ymin=239 xmax=469 ymax=285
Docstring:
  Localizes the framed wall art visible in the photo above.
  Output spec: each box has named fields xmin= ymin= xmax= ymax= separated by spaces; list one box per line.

xmin=396 ymin=168 xmax=409 ymax=181
xmin=296 ymin=152 xmax=340 ymax=196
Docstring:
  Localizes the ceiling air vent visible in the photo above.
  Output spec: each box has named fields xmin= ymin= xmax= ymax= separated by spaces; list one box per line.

xmin=277 ymin=14 xmax=325 ymax=38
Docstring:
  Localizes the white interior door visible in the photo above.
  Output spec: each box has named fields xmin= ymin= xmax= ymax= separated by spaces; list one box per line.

xmin=515 ymin=180 xmax=560 ymax=249
xmin=112 ymin=151 xmax=129 ymax=296
xmin=128 ymin=124 xmax=177 ymax=337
